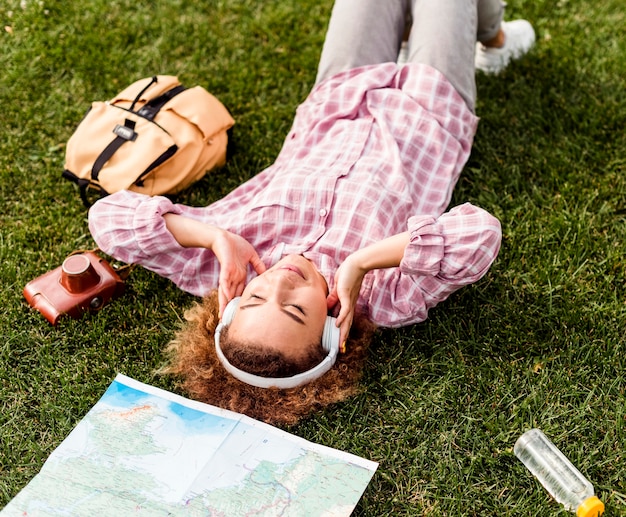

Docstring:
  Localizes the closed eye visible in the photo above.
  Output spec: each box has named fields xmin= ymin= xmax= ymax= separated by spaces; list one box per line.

xmin=239 ymin=294 xmax=306 ymax=325
xmin=290 ymin=304 xmax=305 ymax=315
xmin=250 ymin=294 xmax=305 ymax=315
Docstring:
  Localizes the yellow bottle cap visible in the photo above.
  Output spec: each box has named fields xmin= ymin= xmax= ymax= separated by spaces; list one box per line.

xmin=577 ymin=496 xmax=604 ymax=517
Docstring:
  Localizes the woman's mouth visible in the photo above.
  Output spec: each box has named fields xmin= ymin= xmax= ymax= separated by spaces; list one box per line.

xmin=278 ymin=264 xmax=305 ymax=279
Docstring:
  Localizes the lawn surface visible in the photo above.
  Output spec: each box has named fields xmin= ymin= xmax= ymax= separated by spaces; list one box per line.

xmin=1 ymin=0 xmax=625 ymax=515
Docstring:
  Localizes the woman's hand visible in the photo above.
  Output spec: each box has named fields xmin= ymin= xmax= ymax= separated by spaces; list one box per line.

xmin=327 ymin=231 xmax=410 ymax=347
xmin=327 ymin=255 xmax=367 ymax=347
xmin=210 ymin=229 xmax=266 ymax=317
xmin=163 ymin=214 xmax=266 ymax=317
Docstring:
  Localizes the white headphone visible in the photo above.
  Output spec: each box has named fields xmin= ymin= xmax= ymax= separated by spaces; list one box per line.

xmin=214 ymin=297 xmax=341 ymax=389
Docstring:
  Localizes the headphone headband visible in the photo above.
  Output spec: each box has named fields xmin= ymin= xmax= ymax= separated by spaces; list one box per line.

xmin=214 ymin=297 xmax=340 ymax=389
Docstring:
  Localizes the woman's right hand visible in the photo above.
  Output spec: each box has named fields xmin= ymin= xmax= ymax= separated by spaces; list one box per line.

xmin=209 ymin=228 xmax=266 ymax=317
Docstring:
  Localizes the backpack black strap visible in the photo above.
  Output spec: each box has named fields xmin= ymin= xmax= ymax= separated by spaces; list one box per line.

xmin=91 ymin=119 xmax=137 ymax=182
xmin=129 ymin=76 xmax=158 ymax=112
xmin=62 ymin=169 xmax=109 ymax=208
xmin=136 ymin=85 xmax=186 ymax=121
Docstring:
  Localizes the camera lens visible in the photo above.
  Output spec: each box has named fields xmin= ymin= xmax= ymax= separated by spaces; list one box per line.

xmin=60 ymin=254 xmax=101 ymax=293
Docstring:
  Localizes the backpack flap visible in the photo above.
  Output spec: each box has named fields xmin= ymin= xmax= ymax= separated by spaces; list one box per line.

xmin=166 ymin=87 xmax=235 ymax=143
xmin=147 ymin=87 xmax=235 ymax=192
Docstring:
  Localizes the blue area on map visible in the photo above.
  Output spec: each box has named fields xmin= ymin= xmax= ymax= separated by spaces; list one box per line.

xmin=101 ymin=379 xmax=238 ymax=433
xmin=102 ymin=379 xmax=149 ymax=407
xmin=167 ymin=401 xmax=238 ymax=431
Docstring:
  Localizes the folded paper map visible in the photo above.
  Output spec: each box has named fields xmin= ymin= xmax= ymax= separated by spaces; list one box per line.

xmin=1 ymin=374 xmax=377 ymax=516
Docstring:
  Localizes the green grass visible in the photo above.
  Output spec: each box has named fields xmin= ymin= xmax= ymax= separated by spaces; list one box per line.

xmin=1 ymin=0 xmax=625 ymax=515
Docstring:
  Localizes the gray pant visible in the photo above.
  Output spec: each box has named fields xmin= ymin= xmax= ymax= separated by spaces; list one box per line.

xmin=315 ymin=0 xmax=505 ymax=112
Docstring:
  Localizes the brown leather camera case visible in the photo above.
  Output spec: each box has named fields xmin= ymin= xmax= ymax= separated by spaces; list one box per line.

xmin=23 ymin=251 xmax=125 ymax=325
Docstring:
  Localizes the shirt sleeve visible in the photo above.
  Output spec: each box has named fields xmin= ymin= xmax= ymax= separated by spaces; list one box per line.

xmin=365 ymin=202 xmax=502 ymax=327
xmin=88 ymin=190 xmax=217 ymax=296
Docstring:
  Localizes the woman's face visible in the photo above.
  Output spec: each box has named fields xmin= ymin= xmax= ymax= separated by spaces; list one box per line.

xmin=227 ymin=255 xmax=329 ymax=363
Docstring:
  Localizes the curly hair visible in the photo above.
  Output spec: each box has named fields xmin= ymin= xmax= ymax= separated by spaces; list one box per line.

xmin=160 ymin=290 xmax=377 ymax=426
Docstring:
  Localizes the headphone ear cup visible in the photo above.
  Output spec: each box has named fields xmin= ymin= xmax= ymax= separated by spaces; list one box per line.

xmin=221 ymin=297 xmax=241 ymax=324
xmin=321 ymin=316 xmax=341 ymax=353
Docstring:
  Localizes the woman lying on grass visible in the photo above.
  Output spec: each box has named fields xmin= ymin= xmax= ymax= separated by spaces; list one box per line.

xmin=89 ymin=0 xmax=535 ymax=425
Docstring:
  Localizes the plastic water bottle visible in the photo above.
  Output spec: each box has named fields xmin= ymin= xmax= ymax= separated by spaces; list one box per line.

xmin=514 ymin=428 xmax=604 ymax=517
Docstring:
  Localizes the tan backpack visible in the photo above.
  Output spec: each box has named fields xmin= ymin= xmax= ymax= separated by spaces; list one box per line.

xmin=63 ymin=75 xmax=235 ymax=206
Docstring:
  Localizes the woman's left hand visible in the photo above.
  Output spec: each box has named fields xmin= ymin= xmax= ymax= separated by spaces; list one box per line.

xmin=327 ymin=255 xmax=367 ymax=347
xmin=327 ymin=231 xmax=409 ymax=346
xmin=162 ymin=213 xmax=266 ymax=316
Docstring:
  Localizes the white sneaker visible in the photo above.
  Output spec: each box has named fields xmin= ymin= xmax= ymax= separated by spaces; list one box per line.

xmin=475 ymin=20 xmax=536 ymax=74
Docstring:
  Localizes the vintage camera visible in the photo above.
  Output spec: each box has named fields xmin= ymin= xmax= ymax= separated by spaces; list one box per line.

xmin=23 ymin=251 xmax=126 ymax=325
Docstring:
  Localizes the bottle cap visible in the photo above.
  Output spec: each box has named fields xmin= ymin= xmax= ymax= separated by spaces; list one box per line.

xmin=577 ymin=496 xmax=604 ymax=517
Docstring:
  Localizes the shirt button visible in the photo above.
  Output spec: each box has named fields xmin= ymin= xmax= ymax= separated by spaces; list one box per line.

xmin=319 ymin=208 xmax=327 ymax=217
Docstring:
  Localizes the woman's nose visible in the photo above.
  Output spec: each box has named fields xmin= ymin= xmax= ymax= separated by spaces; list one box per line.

xmin=268 ymin=270 xmax=297 ymax=291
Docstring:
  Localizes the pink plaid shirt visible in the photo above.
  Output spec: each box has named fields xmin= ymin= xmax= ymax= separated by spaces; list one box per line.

xmin=89 ymin=63 xmax=501 ymax=328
